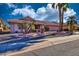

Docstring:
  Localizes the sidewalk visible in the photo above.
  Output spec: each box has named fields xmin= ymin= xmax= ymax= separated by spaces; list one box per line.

xmin=0 ymin=33 xmax=18 ymax=37
xmin=6 ymin=34 xmax=79 ymax=56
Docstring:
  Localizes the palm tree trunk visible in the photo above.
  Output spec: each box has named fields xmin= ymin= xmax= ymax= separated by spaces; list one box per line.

xmin=58 ymin=7 xmax=62 ymax=32
xmin=61 ymin=8 xmax=64 ymax=31
xmin=70 ymin=23 xmax=73 ymax=35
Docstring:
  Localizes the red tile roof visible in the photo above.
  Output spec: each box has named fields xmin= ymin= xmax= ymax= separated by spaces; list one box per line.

xmin=8 ymin=16 xmax=67 ymax=26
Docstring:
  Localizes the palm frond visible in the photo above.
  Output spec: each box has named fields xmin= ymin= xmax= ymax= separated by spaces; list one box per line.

xmin=52 ymin=3 xmax=55 ymax=8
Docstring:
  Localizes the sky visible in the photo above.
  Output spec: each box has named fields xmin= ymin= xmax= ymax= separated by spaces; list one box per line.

xmin=0 ymin=3 xmax=78 ymax=26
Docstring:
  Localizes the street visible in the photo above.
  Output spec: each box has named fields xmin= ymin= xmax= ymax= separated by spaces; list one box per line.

xmin=5 ymin=34 xmax=79 ymax=56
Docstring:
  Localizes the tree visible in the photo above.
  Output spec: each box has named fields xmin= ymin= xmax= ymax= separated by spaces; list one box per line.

xmin=52 ymin=3 xmax=68 ymax=31
xmin=22 ymin=22 xmax=28 ymax=33
xmin=22 ymin=21 xmax=36 ymax=33
xmin=18 ymin=22 xmax=30 ymax=33
xmin=31 ymin=21 xmax=35 ymax=32
xmin=67 ymin=16 xmax=77 ymax=34
xmin=61 ymin=3 xmax=68 ymax=31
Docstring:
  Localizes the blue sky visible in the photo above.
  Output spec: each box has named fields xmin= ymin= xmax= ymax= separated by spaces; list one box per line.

xmin=0 ymin=3 xmax=78 ymax=26
xmin=69 ymin=3 xmax=79 ymax=23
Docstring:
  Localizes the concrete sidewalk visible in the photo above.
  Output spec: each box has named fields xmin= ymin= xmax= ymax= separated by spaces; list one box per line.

xmin=5 ymin=34 xmax=79 ymax=56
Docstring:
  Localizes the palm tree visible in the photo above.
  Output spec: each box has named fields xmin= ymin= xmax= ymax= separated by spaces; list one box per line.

xmin=61 ymin=3 xmax=68 ymax=31
xmin=52 ymin=3 xmax=68 ymax=31
xmin=67 ymin=16 xmax=77 ymax=34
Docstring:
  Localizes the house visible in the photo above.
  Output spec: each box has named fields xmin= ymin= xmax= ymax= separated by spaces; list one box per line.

xmin=8 ymin=16 xmax=68 ymax=33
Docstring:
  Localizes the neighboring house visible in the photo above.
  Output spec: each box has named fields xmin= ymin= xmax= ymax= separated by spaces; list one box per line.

xmin=73 ymin=24 xmax=79 ymax=31
xmin=0 ymin=19 xmax=11 ymax=33
xmin=7 ymin=16 xmax=68 ymax=33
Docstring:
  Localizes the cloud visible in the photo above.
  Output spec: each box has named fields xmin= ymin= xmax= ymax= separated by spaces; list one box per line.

xmin=6 ymin=3 xmax=17 ymax=8
xmin=36 ymin=7 xmax=46 ymax=15
xmin=64 ymin=8 xmax=76 ymax=23
xmin=12 ymin=5 xmax=36 ymax=18
xmin=64 ymin=8 xmax=76 ymax=17
xmin=11 ymin=3 xmax=59 ymax=22
xmin=11 ymin=3 xmax=76 ymax=23
xmin=35 ymin=4 xmax=59 ymax=22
